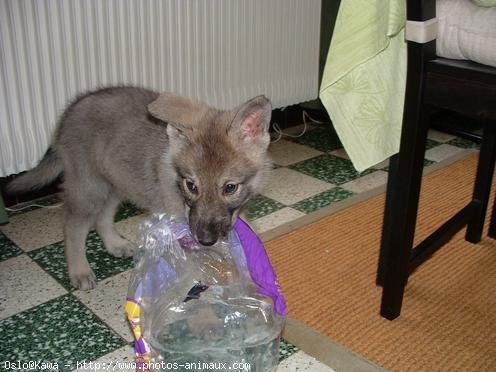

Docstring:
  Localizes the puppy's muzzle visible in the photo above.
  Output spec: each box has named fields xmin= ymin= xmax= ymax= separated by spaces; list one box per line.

xmin=195 ymin=219 xmax=231 ymax=247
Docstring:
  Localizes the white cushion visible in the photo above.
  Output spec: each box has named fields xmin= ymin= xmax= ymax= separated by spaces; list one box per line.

xmin=437 ymin=0 xmax=496 ymax=67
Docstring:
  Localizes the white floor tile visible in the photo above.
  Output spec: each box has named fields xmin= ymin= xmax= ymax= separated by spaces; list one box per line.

xmin=425 ymin=144 xmax=468 ymax=162
xmin=278 ymin=351 xmax=336 ymax=371
xmin=261 ymin=168 xmax=334 ymax=205
xmin=0 ymin=206 xmax=64 ymax=252
xmin=269 ymin=139 xmax=323 ymax=166
xmin=251 ymin=208 xmax=306 ymax=234
xmin=427 ymin=129 xmax=456 ymax=143
xmin=341 ymin=171 xmax=388 ymax=194
xmin=115 ymin=214 xmax=148 ymax=242
xmin=329 ymin=148 xmax=349 ymax=160
xmin=371 ymin=158 xmax=390 ymax=170
xmin=0 ymin=255 xmax=67 ymax=319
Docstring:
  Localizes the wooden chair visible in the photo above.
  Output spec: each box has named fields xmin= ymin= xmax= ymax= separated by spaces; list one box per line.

xmin=376 ymin=0 xmax=496 ymax=320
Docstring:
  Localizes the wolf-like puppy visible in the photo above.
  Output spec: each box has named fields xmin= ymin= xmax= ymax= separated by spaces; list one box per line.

xmin=8 ymin=87 xmax=272 ymax=290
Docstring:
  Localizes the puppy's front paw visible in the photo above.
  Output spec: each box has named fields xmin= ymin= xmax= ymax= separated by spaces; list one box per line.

xmin=70 ymin=269 xmax=97 ymax=291
xmin=106 ymin=240 xmax=135 ymax=258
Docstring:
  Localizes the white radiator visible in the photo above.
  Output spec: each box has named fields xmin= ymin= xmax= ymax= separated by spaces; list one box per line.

xmin=0 ymin=0 xmax=321 ymax=177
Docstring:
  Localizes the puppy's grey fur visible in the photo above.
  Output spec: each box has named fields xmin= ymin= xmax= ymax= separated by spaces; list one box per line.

xmin=9 ymin=87 xmax=272 ymax=290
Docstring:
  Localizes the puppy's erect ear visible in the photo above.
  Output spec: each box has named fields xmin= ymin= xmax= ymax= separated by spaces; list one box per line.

xmin=148 ymin=92 xmax=209 ymax=128
xmin=228 ymin=95 xmax=272 ymax=143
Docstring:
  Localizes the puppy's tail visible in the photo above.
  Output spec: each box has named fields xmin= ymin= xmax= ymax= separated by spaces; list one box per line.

xmin=6 ymin=148 xmax=63 ymax=194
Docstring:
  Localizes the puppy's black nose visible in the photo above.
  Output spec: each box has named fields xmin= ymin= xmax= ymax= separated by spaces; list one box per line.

xmin=199 ymin=239 xmax=217 ymax=246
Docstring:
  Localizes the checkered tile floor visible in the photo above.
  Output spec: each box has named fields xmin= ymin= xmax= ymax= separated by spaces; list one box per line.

xmin=0 ymin=124 xmax=477 ymax=371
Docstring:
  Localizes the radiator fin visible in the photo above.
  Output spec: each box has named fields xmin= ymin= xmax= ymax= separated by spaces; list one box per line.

xmin=0 ymin=0 xmax=321 ymax=176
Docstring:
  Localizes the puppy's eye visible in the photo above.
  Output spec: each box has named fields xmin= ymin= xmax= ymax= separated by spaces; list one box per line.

xmin=223 ymin=183 xmax=238 ymax=195
xmin=185 ymin=179 xmax=198 ymax=194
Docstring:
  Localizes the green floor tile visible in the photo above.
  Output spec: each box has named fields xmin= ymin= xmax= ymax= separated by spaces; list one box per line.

xmin=115 ymin=201 xmax=143 ymax=222
xmin=423 ymin=159 xmax=436 ymax=167
xmin=29 ymin=232 xmax=133 ymax=290
xmin=279 ymin=338 xmax=299 ymax=361
xmin=0 ymin=294 xmax=126 ymax=371
xmin=382 ymin=158 xmax=435 ymax=172
xmin=289 ymin=154 xmax=374 ymax=185
xmin=290 ymin=127 xmax=343 ymax=152
xmin=245 ymin=195 xmax=285 ymax=220
xmin=6 ymin=194 xmax=62 ymax=217
xmin=292 ymin=187 xmax=354 ymax=214
xmin=447 ymin=137 xmax=481 ymax=150
xmin=425 ymin=138 xmax=441 ymax=150
xmin=0 ymin=232 xmax=22 ymax=262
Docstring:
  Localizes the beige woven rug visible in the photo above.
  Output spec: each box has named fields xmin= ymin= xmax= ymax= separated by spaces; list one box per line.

xmin=266 ymin=153 xmax=496 ymax=371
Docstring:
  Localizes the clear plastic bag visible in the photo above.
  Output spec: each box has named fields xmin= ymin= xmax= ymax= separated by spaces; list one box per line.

xmin=125 ymin=214 xmax=286 ymax=372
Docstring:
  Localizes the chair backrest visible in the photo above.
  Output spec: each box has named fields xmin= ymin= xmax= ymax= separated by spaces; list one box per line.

xmin=405 ymin=0 xmax=496 ymax=121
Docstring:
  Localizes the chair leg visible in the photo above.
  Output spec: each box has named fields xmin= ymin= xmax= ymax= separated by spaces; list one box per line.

xmin=466 ymin=126 xmax=496 ymax=243
xmin=379 ymin=107 xmax=430 ymax=320
xmin=376 ymin=154 xmax=399 ymax=286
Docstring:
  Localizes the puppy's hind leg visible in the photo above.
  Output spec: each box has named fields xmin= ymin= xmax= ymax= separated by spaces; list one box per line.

xmin=64 ymin=207 xmax=97 ymax=290
xmin=63 ymin=173 xmax=109 ymax=290
xmin=96 ymin=194 xmax=135 ymax=258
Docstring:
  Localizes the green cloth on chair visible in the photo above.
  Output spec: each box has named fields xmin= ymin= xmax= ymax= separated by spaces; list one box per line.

xmin=320 ymin=0 xmax=406 ymax=172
